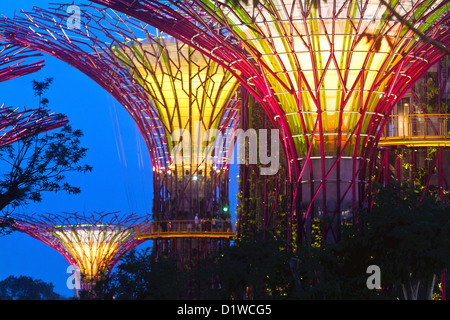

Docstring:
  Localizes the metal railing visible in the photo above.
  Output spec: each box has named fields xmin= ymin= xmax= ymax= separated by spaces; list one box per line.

xmin=136 ymin=219 xmax=237 ymax=239
xmin=379 ymin=114 xmax=450 ymax=145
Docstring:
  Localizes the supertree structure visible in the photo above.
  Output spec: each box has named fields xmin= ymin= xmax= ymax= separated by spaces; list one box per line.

xmin=12 ymin=211 xmax=145 ymax=296
xmin=88 ymin=0 xmax=450 ymax=245
xmin=0 ymin=5 xmax=240 ymax=265
xmin=0 ymin=44 xmax=44 ymax=82
xmin=116 ymin=35 xmax=240 ymax=265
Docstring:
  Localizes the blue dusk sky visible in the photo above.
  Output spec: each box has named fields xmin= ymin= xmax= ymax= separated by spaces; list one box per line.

xmin=0 ymin=0 xmax=239 ymax=298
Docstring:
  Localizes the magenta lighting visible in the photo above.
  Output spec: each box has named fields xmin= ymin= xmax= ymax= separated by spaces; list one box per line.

xmin=0 ymin=44 xmax=44 ymax=82
xmin=0 ymin=105 xmax=68 ymax=147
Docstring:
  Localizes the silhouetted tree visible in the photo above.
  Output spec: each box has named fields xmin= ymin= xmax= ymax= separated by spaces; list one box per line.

xmin=0 ymin=275 xmax=62 ymax=300
xmin=0 ymin=78 xmax=92 ymax=215
xmin=99 ymin=248 xmax=186 ymax=299
xmin=216 ymin=236 xmax=294 ymax=299
xmin=340 ymin=182 xmax=450 ymax=299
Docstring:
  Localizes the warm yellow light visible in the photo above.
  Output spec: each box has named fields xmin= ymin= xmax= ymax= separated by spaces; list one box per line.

xmin=53 ymin=226 xmax=132 ymax=282
xmin=223 ymin=0 xmax=414 ymax=154
xmin=125 ymin=38 xmax=239 ymax=170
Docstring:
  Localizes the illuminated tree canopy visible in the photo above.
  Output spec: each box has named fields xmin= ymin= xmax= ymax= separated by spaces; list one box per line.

xmin=12 ymin=211 xmax=145 ymax=293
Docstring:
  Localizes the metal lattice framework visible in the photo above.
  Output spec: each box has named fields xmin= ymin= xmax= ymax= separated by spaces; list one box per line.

xmin=0 ymin=44 xmax=44 ymax=82
xmin=0 ymin=44 xmax=67 ymax=146
xmin=0 ymin=105 xmax=68 ymax=147
xmin=12 ymin=211 xmax=145 ymax=293
xmin=114 ymin=35 xmax=239 ymax=219
xmin=115 ymin=34 xmax=240 ymax=264
xmin=89 ymin=0 xmax=450 ymax=244
xmin=0 ymin=4 xmax=240 ymax=264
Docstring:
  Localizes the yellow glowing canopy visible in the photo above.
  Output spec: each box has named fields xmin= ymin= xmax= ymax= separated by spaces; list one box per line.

xmin=209 ymin=0 xmax=447 ymax=155
xmin=117 ymin=36 xmax=239 ymax=166
xmin=53 ymin=225 xmax=134 ymax=282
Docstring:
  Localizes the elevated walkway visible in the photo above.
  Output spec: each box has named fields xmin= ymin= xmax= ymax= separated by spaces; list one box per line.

xmin=136 ymin=219 xmax=237 ymax=240
xmin=379 ymin=114 xmax=450 ymax=147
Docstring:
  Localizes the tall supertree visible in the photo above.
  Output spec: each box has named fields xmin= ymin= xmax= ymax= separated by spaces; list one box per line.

xmin=88 ymin=0 xmax=450 ymax=245
xmin=0 ymin=5 xmax=240 ymax=265
xmin=12 ymin=211 xmax=145 ymax=297
xmin=116 ymin=35 xmax=240 ymax=265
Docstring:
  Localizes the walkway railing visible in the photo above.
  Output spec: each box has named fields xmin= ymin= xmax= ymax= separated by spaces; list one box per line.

xmin=379 ymin=114 xmax=450 ymax=146
xmin=135 ymin=219 xmax=237 ymax=239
